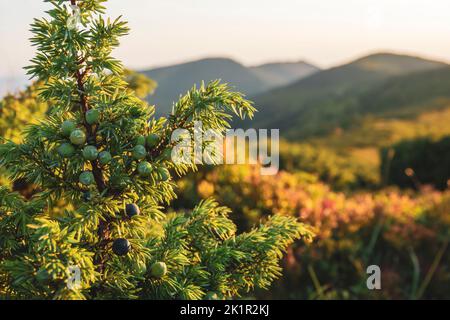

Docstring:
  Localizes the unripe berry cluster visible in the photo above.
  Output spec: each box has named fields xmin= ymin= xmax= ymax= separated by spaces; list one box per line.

xmin=58 ymin=117 xmax=113 ymax=186
xmin=58 ymin=113 xmax=172 ymax=261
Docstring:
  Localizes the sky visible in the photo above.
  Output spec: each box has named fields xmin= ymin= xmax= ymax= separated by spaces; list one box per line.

xmin=1 ymin=0 xmax=450 ymax=87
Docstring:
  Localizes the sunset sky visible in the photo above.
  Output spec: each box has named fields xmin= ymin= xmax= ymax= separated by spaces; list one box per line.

xmin=1 ymin=0 xmax=450 ymax=81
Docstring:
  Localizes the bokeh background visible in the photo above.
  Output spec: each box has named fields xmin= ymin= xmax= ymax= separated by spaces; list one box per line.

xmin=1 ymin=0 xmax=449 ymax=299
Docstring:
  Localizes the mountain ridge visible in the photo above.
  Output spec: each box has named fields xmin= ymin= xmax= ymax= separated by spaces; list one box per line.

xmin=244 ymin=52 xmax=448 ymax=138
xmin=139 ymin=57 xmax=320 ymax=115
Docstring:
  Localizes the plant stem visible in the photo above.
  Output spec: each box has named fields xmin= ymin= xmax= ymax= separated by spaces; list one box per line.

xmin=415 ymin=239 xmax=449 ymax=299
xmin=408 ymin=247 xmax=420 ymax=300
xmin=308 ymin=264 xmax=324 ymax=299
xmin=70 ymin=0 xmax=108 ymax=274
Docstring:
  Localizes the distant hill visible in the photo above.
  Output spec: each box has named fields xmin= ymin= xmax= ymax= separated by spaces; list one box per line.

xmin=311 ymin=66 xmax=450 ymax=149
xmin=250 ymin=61 xmax=318 ymax=88
xmin=246 ymin=53 xmax=447 ymax=138
xmin=140 ymin=58 xmax=319 ymax=115
xmin=357 ymin=66 xmax=450 ymax=117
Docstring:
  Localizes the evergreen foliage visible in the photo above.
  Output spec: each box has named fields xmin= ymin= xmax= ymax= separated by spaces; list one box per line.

xmin=0 ymin=0 xmax=314 ymax=299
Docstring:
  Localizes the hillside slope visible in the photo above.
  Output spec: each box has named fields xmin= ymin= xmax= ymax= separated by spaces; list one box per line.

xmin=310 ymin=67 xmax=450 ymax=149
xmin=246 ymin=53 xmax=447 ymax=138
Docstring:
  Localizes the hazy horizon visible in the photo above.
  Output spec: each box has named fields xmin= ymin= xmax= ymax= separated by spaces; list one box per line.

xmin=1 ymin=0 xmax=450 ymax=83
